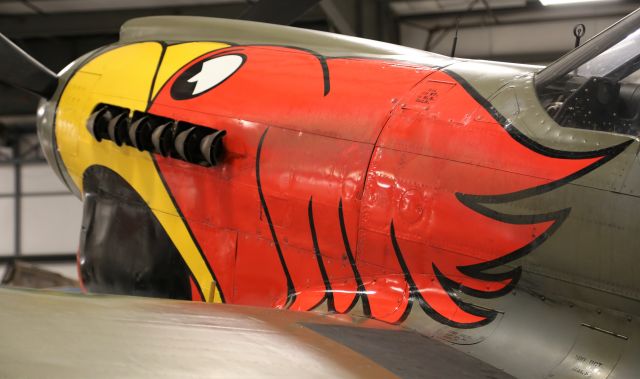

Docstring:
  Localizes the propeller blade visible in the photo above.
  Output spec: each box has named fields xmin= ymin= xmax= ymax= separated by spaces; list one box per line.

xmin=0 ymin=33 xmax=57 ymax=99
xmin=239 ymin=0 xmax=322 ymax=25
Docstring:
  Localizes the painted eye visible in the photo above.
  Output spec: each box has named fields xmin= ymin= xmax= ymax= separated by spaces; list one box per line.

xmin=170 ymin=54 xmax=245 ymax=100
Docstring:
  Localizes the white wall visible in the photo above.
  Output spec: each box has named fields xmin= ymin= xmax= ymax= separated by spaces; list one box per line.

xmin=398 ymin=2 xmax=638 ymax=64
xmin=0 ymin=161 xmax=82 ymax=281
xmin=400 ymin=17 xmax=621 ymax=62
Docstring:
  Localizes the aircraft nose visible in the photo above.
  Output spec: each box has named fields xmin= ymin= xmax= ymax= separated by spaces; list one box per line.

xmin=37 ymin=97 xmax=80 ymax=198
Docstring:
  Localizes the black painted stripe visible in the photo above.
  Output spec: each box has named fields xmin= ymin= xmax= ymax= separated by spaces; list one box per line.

xmin=444 ymin=67 xmax=633 ymax=298
xmin=456 ymin=208 xmax=570 ymax=277
xmin=456 ymin=140 xmax=632 ymax=207
xmin=390 ymin=222 xmax=494 ymax=329
xmin=432 ymin=263 xmax=500 ymax=320
xmin=316 ymin=54 xmax=331 ymax=96
xmin=457 ymin=267 xmax=522 ymax=299
xmin=453 ymin=140 xmax=628 ymax=281
xmin=143 ymin=42 xmax=223 ymax=302
xmin=146 ymin=41 xmax=167 ymax=110
xmin=338 ymin=198 xmax=371 ymax=316
xmin=249 ymin=44 xmax=331 ymax=96
xmin=256 ymin=127 xmax=297 ymax=307
xmin=443 ymin=68 xmax=634 ymax=160
xmin=308 ymin=197 xmax=335 ymax=312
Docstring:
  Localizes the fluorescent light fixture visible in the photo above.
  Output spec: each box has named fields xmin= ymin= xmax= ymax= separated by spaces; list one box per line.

xmin=540 ymin=0 xmax=614 ymax=5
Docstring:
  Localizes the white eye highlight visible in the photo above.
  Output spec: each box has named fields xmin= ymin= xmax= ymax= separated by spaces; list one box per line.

xmin=187 ymin=54 xmax=244 ymax=95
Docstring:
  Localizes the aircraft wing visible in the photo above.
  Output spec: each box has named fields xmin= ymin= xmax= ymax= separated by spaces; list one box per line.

xmin=0 ymin=287 xmax=512 ymax=378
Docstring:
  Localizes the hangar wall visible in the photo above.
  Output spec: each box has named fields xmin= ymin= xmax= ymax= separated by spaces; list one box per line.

xmin=397 ymin=2 xmax=639 ymax=64
xmin=0 ymin=143 xmax=81 ymax=281
xmin=400 ymin=16 xmax=621 ymax=63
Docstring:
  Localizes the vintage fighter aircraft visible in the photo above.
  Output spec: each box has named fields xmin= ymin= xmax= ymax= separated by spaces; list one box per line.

xmin=1 ymin=1 xmax=640 ymax=377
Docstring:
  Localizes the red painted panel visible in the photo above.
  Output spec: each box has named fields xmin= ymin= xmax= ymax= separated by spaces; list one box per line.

xmin=150 ymin=45 xmax=419 ymax=310
xmin=144 ymin=44 xmax=627 ymax=328
xmin=152 ymin=46 xmax=431 ymax=143
xmin=151 ymin=114 xmax=266 ymax=234
xmin=362 ymin=148 xmax=554 ymax=258
xmin=189 ymin=277 xmax=202 ymax=302
xmin=187 ymin=223 xmax=237 ymax=302
xmin=235 ymin=233 xmax=287 ymax=307
xmin=252 ymin=127 xmax=370 ymax=312
xmin=357 ymin=69 xmax=617 ymax=326
xmin=377 ymin=71 xmax=603 ymax=182
xmin=356 ymin=229 xmax=409 ymax=323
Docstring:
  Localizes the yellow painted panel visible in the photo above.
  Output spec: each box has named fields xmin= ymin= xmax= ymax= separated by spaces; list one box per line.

xmin=151 ymin=42 xmax=230 ymax=99
xmin=55 ymin=42 xmax=221 ymax=303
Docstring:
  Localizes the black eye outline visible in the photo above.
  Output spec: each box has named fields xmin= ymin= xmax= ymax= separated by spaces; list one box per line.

xmin=170 ymin=52 xmax=247 ymax=100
